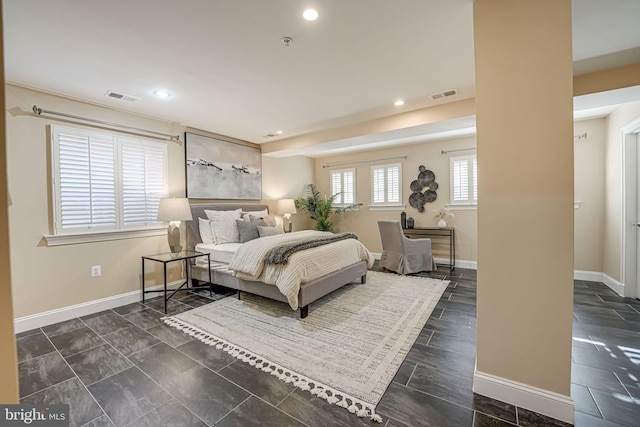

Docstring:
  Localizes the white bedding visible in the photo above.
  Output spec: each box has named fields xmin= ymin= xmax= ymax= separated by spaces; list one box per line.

xmin=228 ymin=230 xmax=373 ymax=309
xmin=195 ymin=242 xmax=242 ymax=264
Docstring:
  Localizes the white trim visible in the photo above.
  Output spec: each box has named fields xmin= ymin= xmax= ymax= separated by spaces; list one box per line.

xmin=367 ymin=204 xmax=406 ymax=211
xmin=434 ymin=257 xmax=477 ymax=270
xmin=446 ymin=203 xmax=477 ymax=211
xmin=14 ymin=280 xmax=183 ymax=333
xmin=44 ymin=227 xmax=166 ymax=246
xmin=473 ymin=370 xmax=574 ymax=425
xmin=621 ymin=116 xmax=640 ymax=299
xmin=573 ymin=270 xmax=625 ymax=296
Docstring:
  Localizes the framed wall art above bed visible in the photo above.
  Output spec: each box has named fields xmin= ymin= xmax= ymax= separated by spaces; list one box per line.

xmin=185 ymin=132 xmax=262 ymax=200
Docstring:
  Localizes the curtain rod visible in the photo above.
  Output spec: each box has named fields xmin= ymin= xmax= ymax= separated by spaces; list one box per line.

xmin=32 ymin=105 xmax=181 ymax=141
xmin=441 ymin=147 xmax=476 ymax=155
xmin=322 ymin=155 xmax=407 ymax=169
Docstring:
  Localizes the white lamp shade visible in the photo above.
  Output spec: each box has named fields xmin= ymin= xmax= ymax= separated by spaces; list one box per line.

xmin=157 ymin=198 xmax=193 ymax=221
xmin=277 ymin=199 xmax=297 ymax=215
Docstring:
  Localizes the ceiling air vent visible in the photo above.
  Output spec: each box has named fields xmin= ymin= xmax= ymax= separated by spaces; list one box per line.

xmin=430 ymin=88 xmax=458 ymax=100
xmin=105 ymin=90 xmax=140 ymax=102
xmin=262 ymin=133 xmax=276 ymax=139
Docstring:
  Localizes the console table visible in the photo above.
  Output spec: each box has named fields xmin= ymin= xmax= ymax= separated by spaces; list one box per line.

xmin=403 ymin=227 xmax=455 ymax=270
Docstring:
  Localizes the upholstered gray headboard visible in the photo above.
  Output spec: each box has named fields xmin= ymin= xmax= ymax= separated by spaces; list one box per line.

xmin=186 ymin=203 xmax=269 ymax=251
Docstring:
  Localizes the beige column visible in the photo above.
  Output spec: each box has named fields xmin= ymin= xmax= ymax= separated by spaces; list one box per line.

xmin=0 ymin=2 xmax=20 ymax=404
xmin=473 ymin=0 xmax=574 ymax=423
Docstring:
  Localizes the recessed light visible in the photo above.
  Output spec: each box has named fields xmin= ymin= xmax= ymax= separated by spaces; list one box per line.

xmin=303 ymin=8 xmax=319 ymax=21
xmin=394 ymin=100 xmax=405 ymax=106
xmin=153 ymin=90 xmax=171 ymax=98
xmin=276 ymin=130 xmax=284 ymax=135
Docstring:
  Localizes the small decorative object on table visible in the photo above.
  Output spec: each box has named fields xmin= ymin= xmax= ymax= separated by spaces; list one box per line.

xmin=401 ymin=211 xmax=407 ymax=228
xmin=433 ymin=208 xmax=454 ymax=228
xmin=407 ymin=217 xmax=414 ymax=229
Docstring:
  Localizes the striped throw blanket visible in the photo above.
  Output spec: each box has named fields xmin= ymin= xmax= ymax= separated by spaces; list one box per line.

xmin=265 ymin=232 xmax=358 ymax=264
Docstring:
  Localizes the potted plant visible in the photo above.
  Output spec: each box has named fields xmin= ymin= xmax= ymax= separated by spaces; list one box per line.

xmin=295 ymin=184 xmax=361 ymax=232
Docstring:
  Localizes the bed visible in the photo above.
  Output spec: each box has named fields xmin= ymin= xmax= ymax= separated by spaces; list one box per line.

xmin=187 ymin=203 xmax=373 ymax=318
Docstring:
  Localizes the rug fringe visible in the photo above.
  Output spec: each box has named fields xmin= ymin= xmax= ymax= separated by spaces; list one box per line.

xmin=162 ymin=316 xmax=383 ymax=423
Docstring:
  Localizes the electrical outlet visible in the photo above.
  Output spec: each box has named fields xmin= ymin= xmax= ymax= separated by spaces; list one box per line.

xmin=91 ymin=265 xmax=102 ymax=277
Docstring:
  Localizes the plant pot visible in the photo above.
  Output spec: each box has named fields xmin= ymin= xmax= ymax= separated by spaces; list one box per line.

xmin=437 ymin=218 xmax=447 ymax=228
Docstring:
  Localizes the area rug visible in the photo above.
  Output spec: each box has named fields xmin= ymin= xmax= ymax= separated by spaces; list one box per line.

xmin=163 ymin=271 xmax=448 ymax=422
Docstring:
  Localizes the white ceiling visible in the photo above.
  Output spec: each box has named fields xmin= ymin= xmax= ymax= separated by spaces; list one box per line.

xmin=3 ymin=0 xmax=640 ymax=156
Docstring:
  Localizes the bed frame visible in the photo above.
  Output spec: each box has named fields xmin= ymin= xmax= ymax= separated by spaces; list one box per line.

xmin=186 ymin=203 xmax=368 ymax=318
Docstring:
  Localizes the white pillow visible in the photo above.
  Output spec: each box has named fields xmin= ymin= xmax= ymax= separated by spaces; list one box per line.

xmin=258 ymin=225 xmax=285 ymax=237
xmin=242 ymin=208 xmax=268 ymax=218
xmin=204 ymin=208 xmax=242 ymax=220
xmin=198 ymin=217 xmax=215 ymax=244
xmin=210 ymin=218 xmax=240 ymax=244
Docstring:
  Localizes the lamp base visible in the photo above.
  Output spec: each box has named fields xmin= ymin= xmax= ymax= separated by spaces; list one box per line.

xmin=167 ymin=222 xmax=183 ymax=254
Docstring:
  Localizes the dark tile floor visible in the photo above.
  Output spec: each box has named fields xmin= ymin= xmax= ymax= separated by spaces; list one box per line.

xmin=15 ymin=266 xmax=640 ymax=426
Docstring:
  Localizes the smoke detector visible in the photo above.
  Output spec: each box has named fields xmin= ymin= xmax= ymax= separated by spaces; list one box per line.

xmin=281 ymin=37 xmax=293 ymax=47
xmin=430 ymin=89 xmax=458 ymax=100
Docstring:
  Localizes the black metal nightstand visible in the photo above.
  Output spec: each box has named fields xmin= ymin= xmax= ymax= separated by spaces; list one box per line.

xmin=141 ymin=251 xmax=212 ymax=313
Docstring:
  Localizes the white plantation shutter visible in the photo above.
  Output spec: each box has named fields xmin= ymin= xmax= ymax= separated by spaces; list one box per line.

xmin=387 ymin=165 xmax=400 ymax=203
xmin=121 ymin=139 xmax=167 ymax=227
xmin=371 ymin=163 xmax=402 ymax=206
xmin=331 ymin=171 xmax=343 ymax=204
xmin=52 ymin=125 xmax=167 ymax=236
xmin=55 ymin=130 xmax=117 ymax=232
xmin=450 ymin=155 xmax=478 ymax=205
xmin=330 ymin=168 xmax=355 ymax=205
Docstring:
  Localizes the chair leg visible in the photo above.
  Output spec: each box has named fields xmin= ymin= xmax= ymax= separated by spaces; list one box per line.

xmin=361 ymin=275 xmax=367 ymax=284
xmin=237 ymin=290 xmax=242 ymax=300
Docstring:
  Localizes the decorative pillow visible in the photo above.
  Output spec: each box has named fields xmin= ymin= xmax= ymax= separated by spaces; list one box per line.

xmin=242 ymin=208 xmax=268 ymax=218
xmin=204 ymin=208 xmax=242 ymax=220
xmin=257 ymin=225 xmax=285 ymax=237
xmin=250 ymin=213 xmax=277 ymax=227
xmin=198 ymin=217 xmax=215 ymax=244
xmin=210 ymin=218 xmax=240 ymax=244
xmin=236 ymin=219 xmax=264 ymax=243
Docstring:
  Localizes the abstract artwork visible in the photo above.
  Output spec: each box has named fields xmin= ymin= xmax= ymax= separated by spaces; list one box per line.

xmin=185 ymin=132 xmax=262 ymax=200
xmin=408 ymin=165 xmax=438 ymax=212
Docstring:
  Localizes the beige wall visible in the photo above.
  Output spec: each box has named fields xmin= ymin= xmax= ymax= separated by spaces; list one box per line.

xmin=603 ymin=101 xmax=640 ymax=281
xmin=7 ymin=85 xmax=188 ymax=318
xmin=312 ymin=136 xmax=478 ymax=261
xmin=474 ymin=0 xmax=574 ymax=409
xmin=574 ymin=118 xmax=606 ymax=272
xmin=0 ymin=7 xmax=20 ymax=402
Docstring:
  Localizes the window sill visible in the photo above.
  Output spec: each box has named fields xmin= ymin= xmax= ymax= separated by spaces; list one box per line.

xmin=368 ymin=204 xmax=406 ymax=211
xmin=446 ymin=204 xmax=477 ymax=211
xmin=44 ymin=228 xmax=166 ymax=246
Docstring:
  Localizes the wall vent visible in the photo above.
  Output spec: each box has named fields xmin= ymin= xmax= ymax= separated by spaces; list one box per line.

xmin=430 ymin=88 xmax=458 ymax=100
xmin=262 ymin=133 xmax=276 ymax=139
xmin=105 ymin=91 xmax=140 ymax=102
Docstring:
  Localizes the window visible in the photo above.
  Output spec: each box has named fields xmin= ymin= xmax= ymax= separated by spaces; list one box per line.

xmin=330 ymin=168 xmax=355 ymax=205
xmin=370 ymin=163 xmax=402 ymax=208
xmin=450 ymin=155 xmax=477 ymax=205
xmin=51 ymin=125 xmax=168 ymax=238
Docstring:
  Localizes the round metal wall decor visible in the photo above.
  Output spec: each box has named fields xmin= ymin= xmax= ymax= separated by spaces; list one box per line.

xmin=408 ymin=165 xmax=438 ymax=212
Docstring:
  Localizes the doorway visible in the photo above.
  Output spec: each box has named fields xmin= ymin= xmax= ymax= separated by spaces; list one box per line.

xmin=622 ymin=117 xmax=640 ymax=299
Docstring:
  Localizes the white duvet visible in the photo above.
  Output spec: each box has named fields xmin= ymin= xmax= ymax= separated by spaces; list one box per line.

xmin=228 ymin=230 xmax=373 ymax=309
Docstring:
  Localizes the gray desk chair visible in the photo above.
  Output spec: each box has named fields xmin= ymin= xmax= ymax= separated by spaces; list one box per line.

xmin=377 ymin=220 xmax=437 ymax=274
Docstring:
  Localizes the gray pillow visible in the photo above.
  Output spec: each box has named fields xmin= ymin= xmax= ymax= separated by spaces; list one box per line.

xmin=236 ymin=219 xmax=264 ymax=243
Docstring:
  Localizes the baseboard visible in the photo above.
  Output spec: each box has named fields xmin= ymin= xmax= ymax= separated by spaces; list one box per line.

xmin=473 ymin=370 xmax=574 ymax=424
xmin=574 ymin=270 xmax=624 ymax=296
xmin=14 ymin=280 xmax=184 ymax=333
xmin=434 ymin=257 xmax=477 ymax=270
xmin=371 ymin=253 xmax=478 ymax=270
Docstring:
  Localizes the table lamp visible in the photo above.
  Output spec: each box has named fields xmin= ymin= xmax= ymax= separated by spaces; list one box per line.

xmin=277 ymin=199 xmax=297 ymax=233
xmin=157 ymin=198 xmax=193 ymax=253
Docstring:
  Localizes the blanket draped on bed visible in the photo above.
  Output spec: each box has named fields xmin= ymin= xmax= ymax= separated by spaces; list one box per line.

xmin=265 ymin=232 xmax=358 ymax=264
xmin=228 ymin=230 xmax=373 ymax=309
